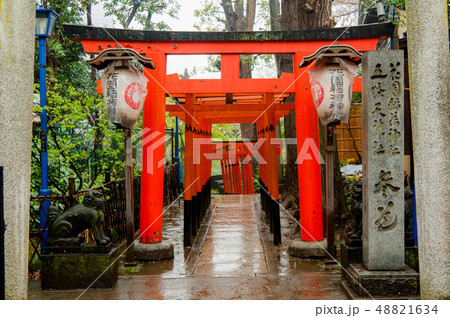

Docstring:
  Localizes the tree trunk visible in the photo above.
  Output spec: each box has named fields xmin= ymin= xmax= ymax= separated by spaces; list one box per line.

xmin=124 ymin=0 xmax=141 ymax=28
xmin=281 ymin=0 xmax=334 ymax=30
xmin=280 ymin=0 xmax=334 ymax=209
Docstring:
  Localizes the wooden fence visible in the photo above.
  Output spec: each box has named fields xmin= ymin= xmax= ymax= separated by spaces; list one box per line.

xmin=29 ymin=163 xmax=180 ymax=273
xmin=336 ymin=103 xmax=363 ymax=164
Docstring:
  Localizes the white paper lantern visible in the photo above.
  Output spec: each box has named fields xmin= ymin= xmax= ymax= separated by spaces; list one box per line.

xmin=101 ymin=61 xmax=149 ymax=129
xmin=308 ymin=57 xmax=357 ymax=125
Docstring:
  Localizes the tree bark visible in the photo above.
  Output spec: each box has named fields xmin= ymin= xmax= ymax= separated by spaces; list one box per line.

xmin=124 ymin=0 xmax=142 ymax=28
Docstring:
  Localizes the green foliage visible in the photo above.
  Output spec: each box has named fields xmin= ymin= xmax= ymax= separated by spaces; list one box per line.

xmin=193 ymin=0 xmax=227 ymax=31
xmin=212 ymin=124 xmax=242 ymax=140
xmin=32 ymin=77 xmax=129 ymax=195
xmin=339 ymin=158 xmax=358 ymax=168
xmin=108 ymin=227 xmax=119 ymax=242
xmin=33 ymin=1 xmax=111 ymax=195
xmin=342 ymin=174 xmax=362 ymax=206
xmin=33 ymin=1 xmax=176 ymax=196
xmin=352 ymin=92 xmax=362 ymax=103
xmin=339 ymin=158 xmax=361 ymax=206
xmin=102 ymin=0 xmax=180 ymax=30
xmin=253 ymin=164 xmax=261 ymax=193
xmin=41 ymin=1 xmax=94 ymax=91
xmin=256 ymin=0 xmax=271 ymax=30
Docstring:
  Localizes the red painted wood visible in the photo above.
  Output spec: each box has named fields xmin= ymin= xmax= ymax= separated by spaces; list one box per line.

xmin=195 ymin=116 xmax=202 ymax=197
xmin=257 ymin=117 xmax=267 ymax=191
xmin=165 ymin=73 xmax=296 ymax=94
xmin=246 ymin=159 xmax=253 ymax=195
xmin=81 ymin=38 xmax=379 ymax=55
xmin=140 ymin=53 xmax=166 ymax=243
xmin=242 ymin=158 xmax=248 ymax=195
xmin=266 ymin=94 xmax=279 ymax=201
xmin=353 ymin=77 xmax=362 ymax=93
xmin=183 ymin=94 xmax=194 ymax=201
xmin=294 ymin=53 xmax=323 ymax=242
xmin=237 ymin=161 xmax=243 ymax=194
xmin=226 ymin=159 xmax=233 ymax=193
xmin=166 ymin=103 xmax=295 ymax=112
xmin=221 ymin=54 xmax=240 ymax=79
xmin=98 ymin=78 xmax=362 ymax=98
xmin=171 ymin=114 xmax=289 ymax=124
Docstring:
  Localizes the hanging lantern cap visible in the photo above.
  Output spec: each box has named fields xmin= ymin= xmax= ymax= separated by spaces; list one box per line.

xmin=299 ymin=44 xmax=362 ymax=68
xmin=87 ymin=48 xmax=155 ymax=70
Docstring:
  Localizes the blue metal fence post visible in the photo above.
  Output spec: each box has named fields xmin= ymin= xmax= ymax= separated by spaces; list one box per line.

xmin=38 ymin=36 xmax=50 ymax=252
xmin=412 ymin=182 xmax=418 ymax=246
xmin=175 ymin=116 xmax=181 ymax=183
xmin=1 ymin=166 xmax=5 ymax=300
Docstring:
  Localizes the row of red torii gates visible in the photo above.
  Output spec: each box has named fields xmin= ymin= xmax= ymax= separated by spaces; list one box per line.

xmin=65 ymin=22 xmax=394 ymax=247
xmin=218 ymin=142 xmax=255 ymax=195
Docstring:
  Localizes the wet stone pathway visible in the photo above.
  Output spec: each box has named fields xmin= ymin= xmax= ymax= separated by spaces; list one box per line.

xmin=193 ymin=195 xmax=267 ymax=277
xmin=28 ymin=195 xmax=348 ymax=300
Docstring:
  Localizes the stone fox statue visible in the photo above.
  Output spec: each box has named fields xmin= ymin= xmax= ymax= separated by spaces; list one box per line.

xmin=48 ymin=190 xmax=111 ymax=246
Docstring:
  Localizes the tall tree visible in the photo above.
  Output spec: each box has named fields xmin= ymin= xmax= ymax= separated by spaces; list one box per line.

xmin=279 ymin=0 xmax=335 ymax=209
xmin=103 ymin=0 xmax=180 ymax=30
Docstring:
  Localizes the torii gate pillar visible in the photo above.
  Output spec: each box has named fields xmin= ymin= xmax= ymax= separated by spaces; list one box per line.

xmin=140 ymin=53 xmax=166 ymax=244
xmin=294 ymin=52 xmax=324 ymax=242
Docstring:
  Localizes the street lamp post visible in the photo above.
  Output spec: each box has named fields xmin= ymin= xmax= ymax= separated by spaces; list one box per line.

xmin=35 ymin=5 xmax=59 ymax=252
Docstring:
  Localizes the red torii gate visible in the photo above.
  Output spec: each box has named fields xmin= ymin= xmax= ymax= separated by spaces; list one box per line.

xmin=64 ymin=22 xmax=394 ymax=247
xmin=169 ymin=95 xmax=291 ymax=244
xmin=210 ymin=142 xmax=255 ymax=195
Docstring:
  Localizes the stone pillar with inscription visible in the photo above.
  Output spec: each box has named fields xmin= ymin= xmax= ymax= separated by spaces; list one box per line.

xmin=340 ymin=51 xmax=419 ymax=299
xmin=362 ymin=50 xmax=405 ymax=270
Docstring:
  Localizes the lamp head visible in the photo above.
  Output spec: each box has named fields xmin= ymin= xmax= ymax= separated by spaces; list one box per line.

xmin=35 ymin=6 xmax=59 ymax=38
xmin=376 ymin=2 xmax=386 ymax=22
